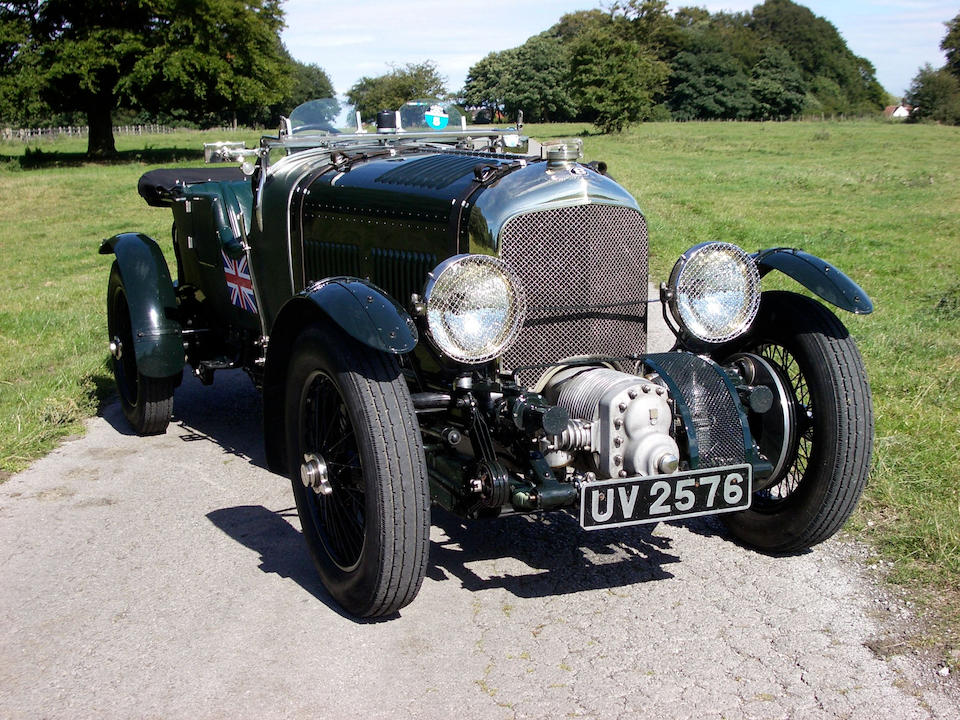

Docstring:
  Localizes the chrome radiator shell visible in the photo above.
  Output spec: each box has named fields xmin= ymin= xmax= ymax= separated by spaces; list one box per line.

xmin=498 ymin=204 xmax=649 ymax=386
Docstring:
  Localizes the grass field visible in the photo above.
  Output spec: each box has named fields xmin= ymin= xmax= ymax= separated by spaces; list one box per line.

xmin=2 ymin=120 xmax=959 ymax=654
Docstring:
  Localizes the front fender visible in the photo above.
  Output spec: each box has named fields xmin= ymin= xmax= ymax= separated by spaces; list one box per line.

xmin=754 ymin=248 xmax=873 ymax=315
xmin=100 ymin=232 xmax=184 ymax=377
xmin=261 ymin=278 xmax=417 ymax=474
xmin=297 ymin=278 xmax=419 ymax=354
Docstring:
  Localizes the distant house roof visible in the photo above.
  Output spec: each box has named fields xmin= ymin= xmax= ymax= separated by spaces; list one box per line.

xmin=884 ymin=104 xmax=913 ymax=118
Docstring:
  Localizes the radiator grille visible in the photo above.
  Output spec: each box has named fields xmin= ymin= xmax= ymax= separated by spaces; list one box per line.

xmin=499 ymin=204 xmax=649 ymax=386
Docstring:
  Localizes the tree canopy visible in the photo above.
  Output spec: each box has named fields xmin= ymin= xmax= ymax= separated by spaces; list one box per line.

xmin=750 ymin=46 xmax=806 ymax=119
xmin=0 ymin=0 xmax=908 ymax=145
xmin=1 ymin=0 xmax=296 ymax=155
xmin=668 ymin=49 xmax=755 ymax=121
xmin=462 ymin=36 xmax=576 ymax=123
xmin=569 ymin=29 xmax=668 ymax=132
xmin=904 ymin=12 xmax=960 ymax=125
xmin=942 ymin=12 xmax=960 ymax=79
xmin=347 ymin=62 xmax=447 ymax=122
xmin=461 ymin=0 xmax=886 ymax=131
xmin=906 ymin=64 xmax=960 ymax=125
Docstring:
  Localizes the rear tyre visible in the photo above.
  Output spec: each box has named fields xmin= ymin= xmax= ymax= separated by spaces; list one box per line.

xmin=719 ymin=291 xmax=873 ymax=553
xmin=285 ymin=325 xmax=430 ymax=617
xmin=107 ymin=262 xmax=176 ymax=435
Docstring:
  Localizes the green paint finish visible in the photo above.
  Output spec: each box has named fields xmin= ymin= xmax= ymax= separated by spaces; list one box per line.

xmin=755 ymin=247 xmax=874 ymax=315
xmin=299 ymin=278 xmax=418 ymax=353
xmin=98 ymin=232 xmax=184 ymax=378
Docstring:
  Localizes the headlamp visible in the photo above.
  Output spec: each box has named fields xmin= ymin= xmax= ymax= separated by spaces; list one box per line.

xmin=668 ymin=242 xmax=761 ymax=344
xmin=423 ymin=254 xmax=526 ymax=363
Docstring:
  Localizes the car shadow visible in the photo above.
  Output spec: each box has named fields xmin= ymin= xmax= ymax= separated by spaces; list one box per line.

xmin=204 ymin=504 xmax=396 ymax=622
xmin=206 ymin=502 xmax=696 ymax=616
xmin=101 ymin=369 xmax=270 ymax=468
xmin=9 ymin=146 xmax=204 ymax=169
xmin=108 ymin=370 xmax=727 ymax=607
xmin=428 ymin=507 xmax=686 ymax=599
xmin=675 ymin=513 xmax=814 ymax=558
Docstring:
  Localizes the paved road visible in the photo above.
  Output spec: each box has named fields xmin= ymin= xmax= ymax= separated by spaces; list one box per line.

xmin=2 ymin=301 xmax=957 ymax=718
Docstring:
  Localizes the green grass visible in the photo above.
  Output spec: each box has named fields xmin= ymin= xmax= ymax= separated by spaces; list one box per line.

xmin=2 ymin=120 xmax=959 ymax=651
xmin=0 ymin=129 xmax=261 ymax=474
xmin=561 ymin=120 xmax=960 ymax=652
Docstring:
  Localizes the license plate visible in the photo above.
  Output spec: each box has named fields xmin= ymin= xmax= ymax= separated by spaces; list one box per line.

xmin=579 ymin=464 xmax=752 ymax=531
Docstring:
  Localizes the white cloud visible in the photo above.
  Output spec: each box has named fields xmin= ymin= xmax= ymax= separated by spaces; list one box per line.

xmin=282 ymin=0 xmax=597 ymax=93
xmin=282 ymin=0 xmax=958 ymax=97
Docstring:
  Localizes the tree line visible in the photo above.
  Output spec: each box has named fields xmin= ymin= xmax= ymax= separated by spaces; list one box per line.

xmin=3 ymin=0 xmax=957 ymax=158
xmin=461 ymin=0 xmax=886 ymax=131
xmin=0 ymin=0 xmax=334 ymax=155
xmin=905 ymin=13 xmax=960 ymax=125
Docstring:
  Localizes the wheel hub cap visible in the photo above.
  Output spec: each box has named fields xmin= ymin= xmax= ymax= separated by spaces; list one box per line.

xmin=301 ymin=453 xmax=332 ymax=495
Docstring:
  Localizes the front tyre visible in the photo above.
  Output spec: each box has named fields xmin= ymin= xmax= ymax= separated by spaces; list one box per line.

xmin=284 ymin=325 xmax=430 ymax=617
xmin=719 ymin=291 xmax=873 ymax=553
xmin=107 ymin=262 xmax=176 ymax=435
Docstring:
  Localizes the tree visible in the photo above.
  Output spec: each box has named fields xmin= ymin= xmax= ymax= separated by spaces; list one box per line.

xmin=668 ymin=49 xmax=755 ymax=120
xmin=546 ymin=9 xmax=612 ymax=42
xmin=126 ymin=1 xmax=290 ymax=130
xmin=673 ymin=6 xmax=711 ymax=28
xmin=693 ymin=11 xmax=764 ymax=69
xmin=501 ymin=36 xmax=576 ymax=122
xmin=750 ymin=46 xmax=806 ymax=119
xmin=612 ymin=0 xmax=672 ymax=50
xmin=569 ymin=29 xmax=669 ymax=132
xmin=347 ymin=62 xmax=447 ymax=122
xmin=943 ymin=12 xmax=960 ymax=78
xmin=268 ymin=59 xmax=335 ymax=124
xmin=750 ymin=0 xmax=883 ymax=114
xmin=289 ymin=62 xmax=335 ymax=107
xmin=0 ymin=2 xmax=46 ymax=126
xmin=1 ymin=0 xmax=290 ymax=155
xmin=463 ymin=37 xmax=576 ymax=123
xmin=462 ymin=51 xmax=511 ymax=120
xmin=905 ymin=64 xmax=960 ymax=125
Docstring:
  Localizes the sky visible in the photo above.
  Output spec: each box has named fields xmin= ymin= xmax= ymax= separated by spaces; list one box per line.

xmin=281 ymin=0 xmax=957 ymax=99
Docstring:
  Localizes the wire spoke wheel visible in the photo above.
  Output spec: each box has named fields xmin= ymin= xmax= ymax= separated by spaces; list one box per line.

xmin=285 ymin=324 xmax=430 ymax=617
xmin=718 ymin=291 xmax=873 ymax=553
xmin=752 ymin=342 xmax=812 ymax=506
xmin=301 ymin=372 xmax=365 ymax=570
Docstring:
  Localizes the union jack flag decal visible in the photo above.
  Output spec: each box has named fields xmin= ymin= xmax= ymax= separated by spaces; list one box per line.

xmin=222 ymin=250 xmax=258 ymax=314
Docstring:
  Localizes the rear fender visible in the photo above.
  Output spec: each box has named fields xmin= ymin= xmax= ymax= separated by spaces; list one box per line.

xmin=261 ymin=278 xmax=417 ymax=474
xmin=754 ymin=248 xmax=873 ymax=315
xmin=100 ymin=233 xmax=184 ymax=378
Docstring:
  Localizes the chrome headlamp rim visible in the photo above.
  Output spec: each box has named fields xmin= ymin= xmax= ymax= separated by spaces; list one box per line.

xmin=668 ymin=241 xmax=761 ymax=344
xmin=423 ymin=254 xmax=526 ymax=364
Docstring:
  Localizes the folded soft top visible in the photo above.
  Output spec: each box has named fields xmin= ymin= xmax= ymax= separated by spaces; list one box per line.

xmin=138 ymin=167 xmax=246 ymax=207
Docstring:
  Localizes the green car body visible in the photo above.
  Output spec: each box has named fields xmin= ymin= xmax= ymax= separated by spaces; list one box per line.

xmin=103 ymin=101 xmax=875 ymax=617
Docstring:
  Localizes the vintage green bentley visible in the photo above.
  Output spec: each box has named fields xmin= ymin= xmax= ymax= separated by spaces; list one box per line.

xmin=102 ymin=100 xmax=874 ymax=617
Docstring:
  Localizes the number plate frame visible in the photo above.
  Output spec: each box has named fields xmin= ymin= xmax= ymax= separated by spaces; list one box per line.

xmin=579 ymin=464 xmax=753 ymax=531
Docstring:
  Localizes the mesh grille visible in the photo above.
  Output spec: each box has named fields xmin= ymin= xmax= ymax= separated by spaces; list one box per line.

xmin=499 ymin=205 xmax=648 ymax=386
xmin=645 ymin=353 xmax=746 ymax=468
xmin=673 ymin=243 xmax=761 ymax=343
xmin=425 ymin=255 xmax=526 ymax=363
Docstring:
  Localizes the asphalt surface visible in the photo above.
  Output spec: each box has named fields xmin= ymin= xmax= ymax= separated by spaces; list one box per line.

xmin=2 ymin=300 xmax=958 ymax=718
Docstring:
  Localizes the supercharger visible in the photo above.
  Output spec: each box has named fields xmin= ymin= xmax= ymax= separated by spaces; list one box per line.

xmin=541 ymin=366 xmax=681 ymax=480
